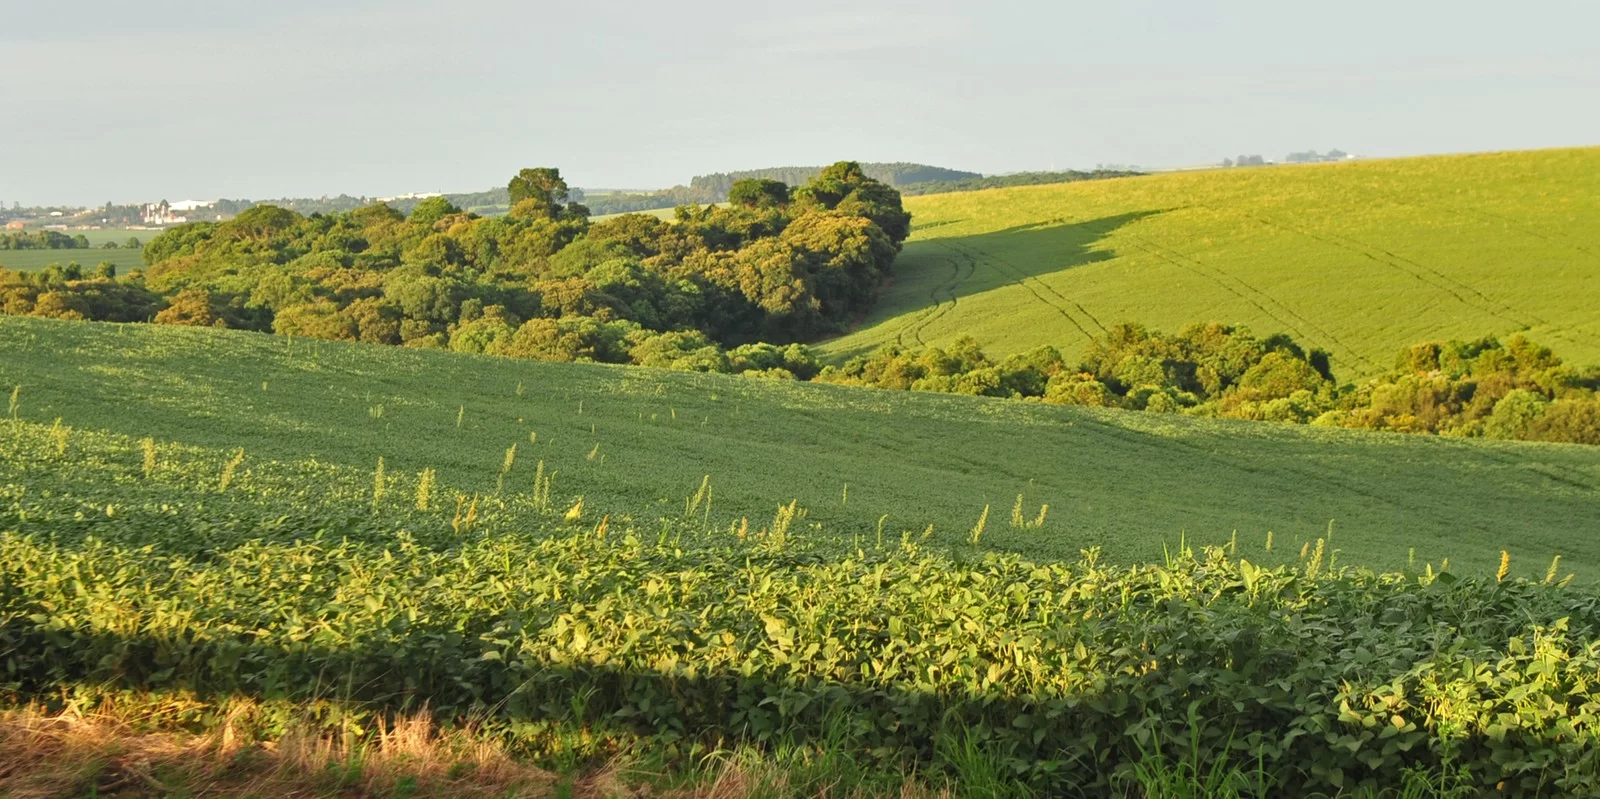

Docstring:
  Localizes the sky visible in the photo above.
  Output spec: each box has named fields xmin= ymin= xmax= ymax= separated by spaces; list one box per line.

xmin=4 ymin=0 xmax=1598 ymax=206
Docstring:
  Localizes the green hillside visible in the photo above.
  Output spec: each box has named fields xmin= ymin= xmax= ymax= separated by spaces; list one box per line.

xmin=819 ymin=147 xmax=1600 ymax=378
xmin=4 ymin=315 xmax=1596 ymax=575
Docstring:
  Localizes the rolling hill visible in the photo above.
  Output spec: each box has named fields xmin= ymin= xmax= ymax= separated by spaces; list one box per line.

xmin=819 ymin=147 xmax=1600 ymax=378
xmin=3 ymin=315 xmax=1596 ymax=576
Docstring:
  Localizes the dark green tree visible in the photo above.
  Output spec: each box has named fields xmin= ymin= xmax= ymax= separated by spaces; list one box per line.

xmin=728 ymin=179 xmax=790 ymax=209
xmin=507 ymin=167 xmax=571 ymax=218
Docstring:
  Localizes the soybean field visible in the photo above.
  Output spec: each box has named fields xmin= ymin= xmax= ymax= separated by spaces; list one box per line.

xmin=3 ymin=315 xmax=1597 ymax=575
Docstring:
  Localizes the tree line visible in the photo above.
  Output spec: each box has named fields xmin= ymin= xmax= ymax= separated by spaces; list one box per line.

xmin=0 ymin=231 xmax=142 ymax=251
xmin=896 ymin=169 xmax=1144 ymax=196
xmin=0 ymin=230 xmax=90 ymax=250
xmin=0 ymin=162 xmax=908 ymax=379
xmin=579 ymin=163 xmax=978 ymax=217
xmin=817 ymin=324 xmax=1600 ymax=445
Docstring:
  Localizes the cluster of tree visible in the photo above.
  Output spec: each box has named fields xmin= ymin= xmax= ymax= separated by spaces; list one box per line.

xmin=816 ymin=323 xmax=1600 ymax=445
xmin=896 ymin=169 xmax=1144 ymax=197
xmin=583 ymin=163 xmax=981 ymax=217
xmin=3 ymin=163 xmax=908 ymax=380
xmin=200 ymin=159 xmax=1113 ymax=223
xmin=94 ymin=202 xmax=146 ymax=227
xmin=819 ymin=324 xmax=1336 ymax=417
xmin=0 ymin=230 xmax=92 ymax=250
xmin=0 ymin=201 xmax=75 ymax=217
xmin=210 ymin=188 xmax=563 ymax=222
xmin=689 ymin=163 xmax=979 ymax=199
xmin=1323 ymin=336 xmax=1600 ymax=443
xmin=0 ymin=262 xmax=156 ymax=321
xmin=196 ymin=164 xmax=972 ymax=223
xmin=1224 ymin=155 xmax=1269 ymax=167
xmin=1284 ymin=150 xmax=1351 ymax=164
xmin=584 ymin=189 xmax=697 ymax=217
xmin=0 ymin=232 xmax=141 ymax=252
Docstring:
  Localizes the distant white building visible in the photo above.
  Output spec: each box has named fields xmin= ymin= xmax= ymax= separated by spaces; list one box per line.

xmin=377 ymin=192 xmax=443 ymax=202
xmin=168 ymin=199 xmax=215 ymax=212
xmin=141 ymin=201 xmax=187 ymax=225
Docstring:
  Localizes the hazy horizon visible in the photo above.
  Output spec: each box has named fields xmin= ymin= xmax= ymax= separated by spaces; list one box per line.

xmin=5 ymin=0 xmax=1598 ymax=206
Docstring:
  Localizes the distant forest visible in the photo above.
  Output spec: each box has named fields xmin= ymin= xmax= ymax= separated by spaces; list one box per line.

xmin=539 ymin=163 xmax=982 ymax=217
xmin=203 ymin=163 xmax=1143 ymax=220
xmin=593 ymin=164 xmax=1148 ymax=214
xmin=896 ymin=169 xmax=1144 ymax=196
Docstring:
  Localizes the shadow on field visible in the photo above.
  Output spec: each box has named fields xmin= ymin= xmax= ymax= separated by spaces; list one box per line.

xmin=920 ymin=209 xmax=1166 ymax=289
xmin=823 ymin=210 xmax=1167 ymax=361
xmin=0 ymin=626 xmax=1251 ymax=792
xmin=1 ymin=608 xmax=1501 ymax=794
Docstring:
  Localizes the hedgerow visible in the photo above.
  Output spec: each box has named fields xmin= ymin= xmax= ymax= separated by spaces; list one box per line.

xmin=818 ymin=324 xmax=1600 ymax=445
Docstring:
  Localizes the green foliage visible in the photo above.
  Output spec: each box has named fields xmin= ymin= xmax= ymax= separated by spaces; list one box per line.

xmin=22 ymin=164 xmax=906 ymax=377
xmin=820 ymin=323 xmax=1600 ymax=445
xmin=728 ymin=179 xmax=791 ymax=209
xmin=0 ymin=229 xmax=90 ymax=250
xmin=1 ymin=419 xmax=1598 ymax=795
xmin=692 ymin=163 xmax=980 ymax=199
xmin=0 ymin=266 xmax=162 ymax=322
xmin=507 ymin=167 xmax=581 ymax=221
xmin=1337 ymin=335 xmax=1600 ymax=443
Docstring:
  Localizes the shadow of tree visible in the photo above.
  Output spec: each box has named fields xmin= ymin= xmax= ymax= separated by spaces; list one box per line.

xmin=824 ymin=210 xmax=1167 ymax=362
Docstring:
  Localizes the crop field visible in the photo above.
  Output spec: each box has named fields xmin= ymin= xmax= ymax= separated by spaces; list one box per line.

xmin=819 ymin=148 xmax=1600 ymax=378
xmin=3 ymin=322 xmax=1600 ymax=794
xmin=0 ymin=247 xmax=143 ymax=272
xmin=588 ymin=205 xmax=679 ymax=223
xmin=3 ymin=315 xmax=1597 ymax=576
xmin=0 ymin=227 xmax=152 ymax=272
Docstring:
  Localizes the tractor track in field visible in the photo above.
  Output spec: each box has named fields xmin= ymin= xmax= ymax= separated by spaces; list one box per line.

xmin=1118 ymin=234 xmax=1378 ymax=374
xmin=1074 ymin=410 xmax=1591 ymax=541
xmin=954 ymin=241 xmax=1111 ymax=336
xmin=1442 ymin=205 xmax=1600 ymax=265
xmin=938 ymin=239 xmax=1105 ymax=345
xmin=1235 ymin=211 xmax=1543 ymax=329
xmin=1467 ymin=445 xmax=1600 ymax=493
xmin=894 ymin=247 xmax=975 ymax=347
xmin=1352 ymin=181 xmax=1600 ymax=268
xmin=1064 ymin=414 xmax=1503 ymax=536
xmin=1232 ymin=209 xmax=1593 ymax=353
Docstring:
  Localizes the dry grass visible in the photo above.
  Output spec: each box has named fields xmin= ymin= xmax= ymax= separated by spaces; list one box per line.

xmin=0 ymin=704 xmax=954 ymax=799
xmin=0 ymin=703 xmax=555 ymax=798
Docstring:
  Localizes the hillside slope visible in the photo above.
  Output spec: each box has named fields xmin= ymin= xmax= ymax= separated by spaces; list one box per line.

xmin=819 ymin=147 xmax=1600 ymax=377
xmin=3 ymin=316 xmax=1597 ymax=574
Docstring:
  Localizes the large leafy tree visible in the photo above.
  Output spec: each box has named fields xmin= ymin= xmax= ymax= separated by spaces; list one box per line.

xmin=507 ymin=167 xmax=589 ymax=221
xmin=728 ymin=178 xmax=790 ymax=209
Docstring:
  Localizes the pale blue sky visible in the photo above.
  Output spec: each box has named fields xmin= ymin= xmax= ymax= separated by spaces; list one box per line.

xmin=4 ymin=0 xmax=1597 ymax=205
